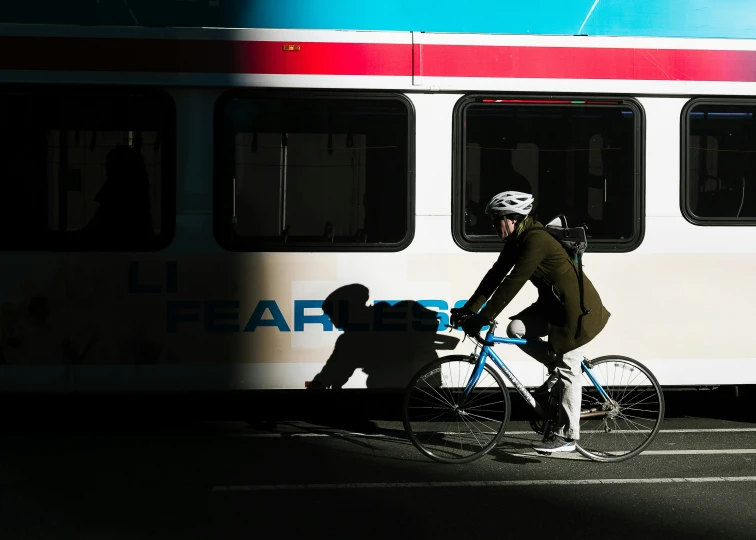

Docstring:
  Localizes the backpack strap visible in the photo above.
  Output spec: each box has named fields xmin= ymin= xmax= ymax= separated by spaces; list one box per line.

xmin=574 ymin=251 xmax=591 ymax=340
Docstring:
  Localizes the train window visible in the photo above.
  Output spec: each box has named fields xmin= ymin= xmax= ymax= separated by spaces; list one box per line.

xmin=453 ymin=97 xmax=644 ymax=252
xmin=0 ymin=87 xmax=175 ymax=251
xmin=214 ymin=92 xmax=414 ymax=251
xmin=683 ymin=100 xmax=756 ymax=224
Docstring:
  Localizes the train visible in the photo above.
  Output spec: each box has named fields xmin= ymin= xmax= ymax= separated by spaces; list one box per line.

xmin=1 ymin=2 xmax=755 ymax=393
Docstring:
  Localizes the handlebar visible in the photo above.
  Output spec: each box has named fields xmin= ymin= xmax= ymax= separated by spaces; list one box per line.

xmin=444 ymin=324 xmax=495 ymax=346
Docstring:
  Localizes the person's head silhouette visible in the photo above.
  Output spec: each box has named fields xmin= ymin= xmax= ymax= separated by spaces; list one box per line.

xmin=322 ymin=284 xmax=371 ymax=330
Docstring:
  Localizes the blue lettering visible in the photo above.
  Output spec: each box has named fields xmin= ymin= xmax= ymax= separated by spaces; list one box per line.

xmin=245 ymin=300 xmax=291 ymax=332
xmin=205 ymin=300 xmax=240 ymax=333
xmin=294 ymin=300 xmax=333 ymax=332
xmin=161 ymin=297 xmax=480 ymax=334
xmin=453 ymin=299 xmax=490 ymax=330
xmin=166 ymin=301 xmax=201 ymax=332
xmin=373 ymin=302 xmax=407 ymax=332
xmin=128 ymin=262 xmax=161 ymax=294
xmin=415 ymin=300 xmax=448 ymax=331
xmin=321 ymin=299 xmax=369 ymax=331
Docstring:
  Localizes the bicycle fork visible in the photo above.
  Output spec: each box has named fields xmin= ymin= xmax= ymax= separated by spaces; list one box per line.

xmin=458 ymin=348 xmax=489 ymax=411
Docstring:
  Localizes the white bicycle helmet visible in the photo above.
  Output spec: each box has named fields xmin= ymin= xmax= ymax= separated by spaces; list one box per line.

xmin=485 ymin=191 xmax=534 ymax=217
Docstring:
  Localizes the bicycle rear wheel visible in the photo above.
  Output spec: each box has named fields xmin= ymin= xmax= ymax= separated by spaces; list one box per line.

xmin=402 ymin=355 xmax=511 ymax=464
xmin=576 ymin=355 xmax=665 ymax=463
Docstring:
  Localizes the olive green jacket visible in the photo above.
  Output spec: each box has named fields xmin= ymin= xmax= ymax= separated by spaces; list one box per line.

xmin=464 ymin=220 xmax=610 ymax=354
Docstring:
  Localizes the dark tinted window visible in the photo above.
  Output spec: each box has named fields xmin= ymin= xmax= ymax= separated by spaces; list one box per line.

xmin=0 ymin=87 xmax=175 ymax=251
xmin=455 ymin=97 xmax=643 ymax=251
xmin=683 ymin=101 xmax=756 ymax=223
xmin=214 ymin=93 xmax=413 ymax=251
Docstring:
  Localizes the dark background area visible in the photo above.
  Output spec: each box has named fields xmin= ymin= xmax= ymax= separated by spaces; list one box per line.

xmin=2 ymin=385 xmax=754 ymax=430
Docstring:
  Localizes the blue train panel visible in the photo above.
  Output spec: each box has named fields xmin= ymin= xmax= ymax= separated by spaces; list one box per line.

xmin=0 ymin=0 xmax=755 ymax=39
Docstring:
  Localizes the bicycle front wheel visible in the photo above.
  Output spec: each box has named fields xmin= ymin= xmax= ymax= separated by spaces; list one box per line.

xmin=576 ymin=355 xmax=665 ymax=463
xmin=402 ymin=355 xmax=511 ymax=464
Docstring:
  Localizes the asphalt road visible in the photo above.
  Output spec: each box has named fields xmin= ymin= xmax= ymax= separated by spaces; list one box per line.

xmin=1 ymin=410 xmax=755 ymax=540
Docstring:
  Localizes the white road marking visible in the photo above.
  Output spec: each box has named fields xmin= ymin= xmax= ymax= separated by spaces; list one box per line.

xmin=656 ymin=428 xmax=756 ymax=433
xmin=510 ymin=449 xmax=756 ymax=460
xmin=227 ymin=427 xmax=756 ymax=438
xmin=641 ymin=449 xmax=756 ymax=455
xmin=212 ymin=476 xmax=756 ymax=492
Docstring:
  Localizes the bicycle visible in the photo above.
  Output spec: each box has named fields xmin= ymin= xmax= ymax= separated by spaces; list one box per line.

xmin=402 ymin=321 xmax=665 ymax=464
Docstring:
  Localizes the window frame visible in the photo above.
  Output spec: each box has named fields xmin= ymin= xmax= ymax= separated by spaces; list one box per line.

xmin=0 ymin=84 xmax=177 ymax=252
xmin=681 ymin=97 xmax=756 ymax=226
xmin=213 ymin=89 xmax=416 ymax=253
xmin=452 ymin=94 xmax=645 ymax=253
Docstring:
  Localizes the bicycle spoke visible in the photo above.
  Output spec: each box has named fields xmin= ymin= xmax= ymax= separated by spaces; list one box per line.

xmin=617 ymin=372 xmax=648 ymax=401
xmin=620 ymin=393 xmax=660 ymax=410
xmin=408 ymin=393 xmax=455 ymax=409
xmin=458 ymin=414 xmax=485 ymax=449
xmin=464 ymin=411 xmax=506 ymax=425
xmin=621 ymin=406 xmax=661 ymax=416
xmin=414 ymin=384 xmax=456 ymax=409
xmin=617 ymin=413 xmax=656 ymax=431
xmin=461 ymin=379 xmax=499 ymax=408
xmin=464 ymin=398 xmax=508 ymax=410
xmin=615 ymin=370 xmax=645 ymax=403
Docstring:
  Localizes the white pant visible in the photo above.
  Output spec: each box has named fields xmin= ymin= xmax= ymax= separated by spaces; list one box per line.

xmin=506 ymin=317 xmax=584 ymax=440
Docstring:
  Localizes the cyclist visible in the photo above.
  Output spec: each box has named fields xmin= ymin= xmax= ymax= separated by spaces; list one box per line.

xmin=450 ymin=190 xmax=611 ymax=454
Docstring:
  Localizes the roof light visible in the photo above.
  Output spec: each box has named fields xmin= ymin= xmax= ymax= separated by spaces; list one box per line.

xmin=481 ymin=99 xmax=619 ymax=105
xmin=282 ymin=44 xmax=300 ymax=51
xmin=482 ymin=99 xmax=574 ymax=104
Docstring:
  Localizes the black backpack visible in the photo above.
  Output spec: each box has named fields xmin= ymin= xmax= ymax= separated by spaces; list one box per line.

xmin=521 ymin=215 xmax=590 ymax=339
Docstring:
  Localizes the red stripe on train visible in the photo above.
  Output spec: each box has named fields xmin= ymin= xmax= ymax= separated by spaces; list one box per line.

xmin=0 ymin=37 xmax=412 ymax=76
xmin=1 ymin=35 xmax=756 ymax=82
xmin=418 ymin=44 xmax=756 ymax=82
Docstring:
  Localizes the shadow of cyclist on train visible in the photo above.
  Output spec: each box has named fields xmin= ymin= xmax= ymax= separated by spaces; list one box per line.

xmin=307 ymin=284 xmax=459 ymax=391
xmin=293 ymin=283 xmax=459 ymax=437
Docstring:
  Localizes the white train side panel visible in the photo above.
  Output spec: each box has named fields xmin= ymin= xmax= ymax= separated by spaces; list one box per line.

xmin=0 ymin=26 xmax=755 ymax=391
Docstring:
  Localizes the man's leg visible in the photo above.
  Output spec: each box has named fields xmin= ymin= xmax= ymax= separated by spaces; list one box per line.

xmin=506 ymin=317 xmax=557 ymax=390
xmin=532 ymin=347 xmax=584 ymax=453
xmin=552 ymin=347 xmax=585 ymax=441
xmin=506 ymin=316 xmax=551 ymax=365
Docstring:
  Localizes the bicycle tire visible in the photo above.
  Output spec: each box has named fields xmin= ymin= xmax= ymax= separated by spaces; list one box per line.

xmin=402 ymin=355 xmax=511 ymax=464
xmin=575 ymin=355 xmax=665 ymax=463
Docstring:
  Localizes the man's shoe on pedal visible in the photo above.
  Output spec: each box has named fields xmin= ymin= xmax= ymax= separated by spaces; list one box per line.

xmin=533 ymin=435 xmax=576 ymax=454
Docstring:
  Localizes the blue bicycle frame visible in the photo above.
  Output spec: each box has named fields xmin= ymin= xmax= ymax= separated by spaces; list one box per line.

xmin=461 ymin=324 xmax=611 ymax=419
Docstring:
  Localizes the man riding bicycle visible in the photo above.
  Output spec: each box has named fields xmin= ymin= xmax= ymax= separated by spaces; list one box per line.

xmin=451 ymin=190 xmax=611 ymax=453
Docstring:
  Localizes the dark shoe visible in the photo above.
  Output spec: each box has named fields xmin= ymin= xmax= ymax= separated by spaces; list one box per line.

xmin=533 ymin=435 xmax=576 ymax=454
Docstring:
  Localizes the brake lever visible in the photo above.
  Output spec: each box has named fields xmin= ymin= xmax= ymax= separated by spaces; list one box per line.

xmin=445 ymin=323 xmax=492 ymax=347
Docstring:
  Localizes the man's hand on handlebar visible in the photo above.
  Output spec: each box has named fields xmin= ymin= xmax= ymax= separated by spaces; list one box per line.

xmin=449 ymin=307 xmax=472 ymax=329
xmin=450 ymin=307 xmax=492 ymax=342
xmin=462 ymin=313 xmax=491 ymax=338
